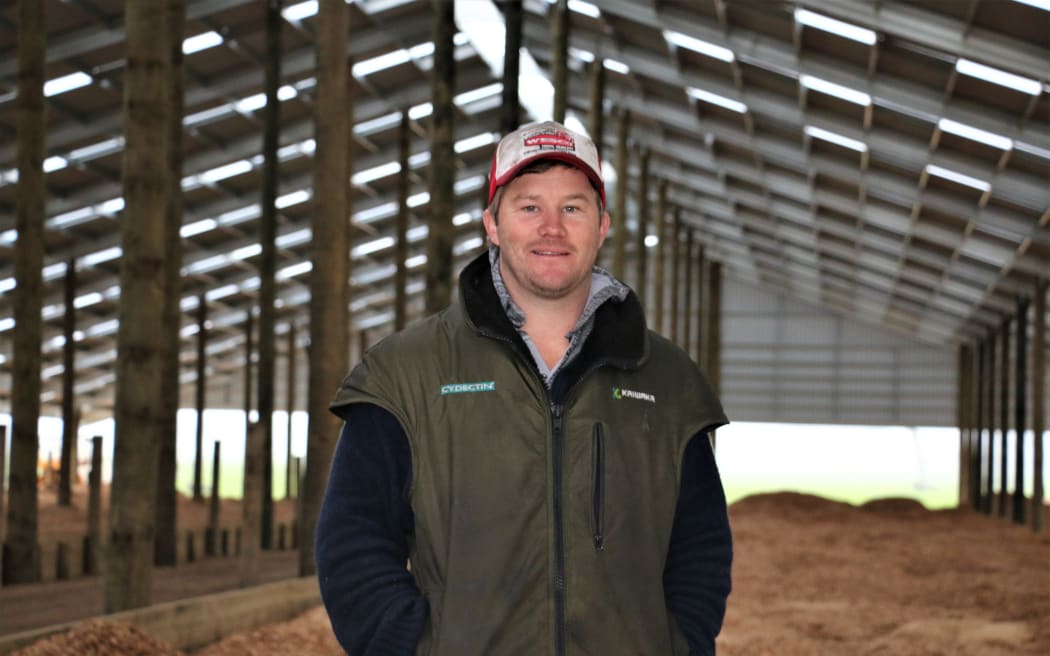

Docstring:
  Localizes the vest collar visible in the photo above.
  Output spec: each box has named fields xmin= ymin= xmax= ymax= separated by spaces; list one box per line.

xmin=458 ymin=251 xmax=649 ymax=374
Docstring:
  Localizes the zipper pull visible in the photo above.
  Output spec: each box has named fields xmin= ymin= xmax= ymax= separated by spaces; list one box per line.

xmin=551 ymin=403 xmax=563 ymax=434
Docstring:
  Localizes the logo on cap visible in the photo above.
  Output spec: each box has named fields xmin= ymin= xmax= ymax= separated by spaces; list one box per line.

xmin=523 ymin=130 xmax=576 ymax=152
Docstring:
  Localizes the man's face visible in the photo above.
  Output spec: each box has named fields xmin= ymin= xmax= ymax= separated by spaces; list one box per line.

xmin=483 ymin=164 xmax=610 ymax=304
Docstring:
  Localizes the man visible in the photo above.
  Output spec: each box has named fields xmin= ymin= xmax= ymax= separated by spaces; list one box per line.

xmin=316 ymin=120 xmax=732 ymax=655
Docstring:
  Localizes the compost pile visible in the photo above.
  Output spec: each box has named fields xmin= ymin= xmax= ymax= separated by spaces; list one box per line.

xmin=718 ymin=492 xmax=1050 ymax=656
xmin=10 ymin=620 xmax=183 ymax=656
xmin=13 ymin=490 xmax=1050 ymax=655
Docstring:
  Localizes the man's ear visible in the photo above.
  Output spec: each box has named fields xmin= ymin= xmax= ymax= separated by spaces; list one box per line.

xmin=597 ymin=210 xmax=611 ymax=247
xmin=483 ymin=209 xmax=500 ymax=247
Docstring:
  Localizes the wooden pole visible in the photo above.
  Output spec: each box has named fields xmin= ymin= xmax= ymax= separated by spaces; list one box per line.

xmin=1031 ymin=280 xmax=1046 ymax=532
xmin=257 ymin=0 xmax=283 ymax=553
xmin=59 ymin=259 xmax=77 ymax=507
xmin=973 ymin=338 xmax=987 ymax=512
xmin=244 ymin=309 xmax=255 ymax=438
xmin=1013 ymin=296 xmax=1029 ymax=524
xmin=193 ymin=294 xmax=207 ymax=502
xmin=635 ymin=148 xmax=650 ymax=306
xmin=302 ymin=0 xmax=350 ymax=577
xmin=707 ymin=261 xmax=723 ymax=397
xmin=396 ymin=110 xmax=410 ymax=331
xmin=612 ymin=108 xmax=629 ymax=280
xmin=6 ymin=0 xmax=46 ymax=586
xmin=155 ymin=0 xmax=186 ymax=568
xmin=653 ymin=182 xmax=667 ymax=336
xmin=240 ymin=424 xmax=262 ymax=586
xmin=683 ymin=230 xmax=694 ymax=355
xmin=987 ymin=327 xmax=999 ymax=515
xmin=207 ymin=441 xmax=221 ymax=556
xmin=670 ymin=209 xmax=681 ymax=345
xmin=0 ymin=425 xmax=7 ymax=545
xmin=998 ymin=321 xmax=1009 ymax=516
xmin=587 ymin=59 xmax=606 ymax=151
xmin=285 ymin=322 xmax=297 ymax=500
xmin=83 ymin=436 xmax=102 ymax=575
xmin=425 ymin=0 xmax=456 ymax=314
xmin=695 ymin=246 xmax=707 ymax=366
xmin=550 ymin=0 xmax=569 ymax=123
xmin=107 ymin=0 xmax=171 ymax=612
xmin=500 ymin=0 xmax=522 ymax=134
xmin=957 ymin=344 xmax=973 ymax=507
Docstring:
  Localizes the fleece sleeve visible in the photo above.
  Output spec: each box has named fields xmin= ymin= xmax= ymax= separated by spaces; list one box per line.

xmin=315 ymin=402 xmax=426 ymax=655
xmin=663 ymin=432 xmax=734 ymax=656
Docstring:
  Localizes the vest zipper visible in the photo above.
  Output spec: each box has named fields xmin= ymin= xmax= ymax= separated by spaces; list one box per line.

xmin=592 ymin=423 xmax=605 ymax=551
xmin=551 ymin=402 xmax=566 ymax=656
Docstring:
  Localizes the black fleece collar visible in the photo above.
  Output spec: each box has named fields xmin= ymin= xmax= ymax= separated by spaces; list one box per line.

xmin=457 ymin=252 xmax=649 ymax=383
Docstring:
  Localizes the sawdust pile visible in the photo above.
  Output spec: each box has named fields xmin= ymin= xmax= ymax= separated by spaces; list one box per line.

xmin=14 ymin=491 xmax=1050 ymax=655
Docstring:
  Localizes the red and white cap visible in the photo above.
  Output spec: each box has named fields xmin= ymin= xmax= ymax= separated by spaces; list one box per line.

xmin=488 ymin=120 xmax=606 ymax=206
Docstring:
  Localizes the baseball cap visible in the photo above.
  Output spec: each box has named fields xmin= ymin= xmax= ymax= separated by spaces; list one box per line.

xmin=488 ymin=120 xmax=606 ymax=206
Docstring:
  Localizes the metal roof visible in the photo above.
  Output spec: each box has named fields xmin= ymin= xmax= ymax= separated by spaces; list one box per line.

xmin=0 ymin=0 xmax=1047 ymax=421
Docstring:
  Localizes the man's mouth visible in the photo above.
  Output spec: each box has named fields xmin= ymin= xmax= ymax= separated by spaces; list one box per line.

xmin=531 ymin=246 xmax=571 ymax=256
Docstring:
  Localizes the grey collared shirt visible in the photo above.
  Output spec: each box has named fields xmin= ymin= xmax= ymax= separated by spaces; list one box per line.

xmin=488 ymin=246 xmax=629 ymax=386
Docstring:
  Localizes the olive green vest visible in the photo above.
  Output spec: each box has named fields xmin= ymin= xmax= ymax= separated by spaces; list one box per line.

xmin=332 ymin=275 xmax=726 ymax=656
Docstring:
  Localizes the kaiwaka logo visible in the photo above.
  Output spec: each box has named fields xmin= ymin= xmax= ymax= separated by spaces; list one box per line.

xmin=441 ymin=381 xmax=496 ymax=395
xmin=612 ymin=387 xmax=656 ymax=403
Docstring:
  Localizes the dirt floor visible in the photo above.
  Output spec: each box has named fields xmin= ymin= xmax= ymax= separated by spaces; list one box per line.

xmin=4 ymin=487 xmax=1049 ymax=655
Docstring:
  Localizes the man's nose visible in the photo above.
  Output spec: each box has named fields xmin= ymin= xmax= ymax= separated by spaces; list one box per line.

xmin=537 ymin=209 xmax=567 ymax=236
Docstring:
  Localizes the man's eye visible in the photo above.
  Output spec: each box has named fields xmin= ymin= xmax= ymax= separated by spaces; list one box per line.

xmin=522 ymin=204 xmax=539 ymax=212
xmin=563 ymin=205 xmax=580 ymax=213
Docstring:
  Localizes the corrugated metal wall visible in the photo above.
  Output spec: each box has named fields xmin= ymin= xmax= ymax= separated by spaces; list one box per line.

xmin=720 ymin=277 xmax=956 ymax=427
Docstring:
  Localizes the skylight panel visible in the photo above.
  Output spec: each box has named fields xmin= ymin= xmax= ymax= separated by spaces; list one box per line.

xmin=43 ymin=156 xmax=68 ymax=173
xmin=569 ymin=47 xmax=594 ymax=63
xmin=44 ymin=72 xmax=92 ymax=97
xmin=800 ymin=75 xmax=871 ymax=105
xmin=409 ymin=103 xmax=433 ymax=120
xmin=68 ymin=137 xmax=123 ymax=162
xmin=354 ymin=50 xmax=413 ymax=77
xmin=74 ymin=292 xmax=104 ymax=309
xmin=794 ymin=9 xmax=877 ymax=45
xmin=568 ymin=0 xmax=601 ymax=18
xmin=352 ymin=162 xmax=401 ymax=186
xmin=353 ymin=236 xmax=396 ymax=257
xmin=282 ymin=1 xmax=318 ymax=21
xmin=235 ymin=93 xmax=267 ymax=114
xmin=276 ymin=228 xmax=311 ymax=249
xmin=925 ymin=164 xmax=991 ymax=192
xmin=455 ymin=83 xmax=502 ymax=106
xmin=181 ymin=219 xmax=216 ymax=238
xmin=185 ymin=105 xmax=234 ymax=127
xmin=200 ymin=159 xmax=252 ymax=184
xmin=183 ymin=31 xmax=223 ymax=55
xmin=602 ymin=58 xmax=630 ymax=75
xmin=1011 ymin=0 xmax=1050 ymax=10
xmin=232 ymin=244 xmax=262 ymax=261
xmin=804 ymin=125 xmax=868 ymax=152
xmin=218 ymin=204 xmax=261 ymax=226
xmin=955 ymin=59 xmax=1042 ymax=95
xmin=78 ymin=246 xmax=123 ymax=268
xmin=355 ymin=112 xmax=401 ymax=135
xmin=687 ymin=87 xmax=747 ymax=113
xmin=937 ymin=118 xmax=1013 ymax=150
xmin=276 ymin=189 xmax=310 ymax=208
xmin=455 ymin=132 xmax=498 ymax=153
xmin=277 ymin=261 xmax=313 ymax=280
xmin=663 ymin=30 xmax=734 ymax=62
